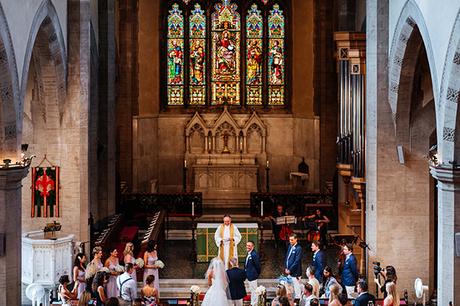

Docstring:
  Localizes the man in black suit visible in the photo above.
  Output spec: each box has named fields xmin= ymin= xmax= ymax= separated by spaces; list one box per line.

xmin=353 ymin=280 xmax=375 ymax=306
xmin=244 ymin=241 xmax=261 ymax=306
xmin=227 ymin=257 xmax=247 ymax=306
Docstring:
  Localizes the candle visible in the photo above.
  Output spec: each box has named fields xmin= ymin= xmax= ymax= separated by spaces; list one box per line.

xmin=184 ymin=159 xmax=187 ymax=168
xmin=261 ymin=200 xmax=264 ymax=217
xmin=192 ymin=201 xmax=195 ymax=217
xmin=266 ymin=160 xmax=269 ymax=168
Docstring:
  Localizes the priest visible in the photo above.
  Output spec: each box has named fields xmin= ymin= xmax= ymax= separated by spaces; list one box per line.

xmin=215 ymin=215 xmax=241 ymax=269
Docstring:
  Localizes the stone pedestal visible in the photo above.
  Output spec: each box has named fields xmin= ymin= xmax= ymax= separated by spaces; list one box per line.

xmin=0 ymin=167 xmax=30 ymax=306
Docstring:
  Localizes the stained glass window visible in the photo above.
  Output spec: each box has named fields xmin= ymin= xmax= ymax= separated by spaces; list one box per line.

xmin=163 ymin=0 xmax=289 ymax=108
xmin=268 ymin=4 xmax=285 ymax=105
xmin=167 ymin=3 xmax=184 ymax=105
xmin=246 ymin=4 xmax=263 ymax=105
xmin=190 ymin=4 xmax=206 ymax=105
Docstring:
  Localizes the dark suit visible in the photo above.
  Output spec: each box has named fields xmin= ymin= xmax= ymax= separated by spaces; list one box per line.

xmin=312 ymin=250 xmax=326 ymax=282
xmin=244 ymin=250 xmax=261 ymax=281
xmin=353 ymin=292 xmax=375 ymax=306
xmin=226 ymin=267 xmax=247 ymax=300
xmin=285 ymin=243 xmax=303 ymax=277
xmin=341 ymin=253 xmax=358 ymax=286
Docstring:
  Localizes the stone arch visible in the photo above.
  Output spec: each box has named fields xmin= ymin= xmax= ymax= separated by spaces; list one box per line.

xmin=19 ymin=0 xmax=66 ymax=135
xmin=388 ymin=0 xmax=439 ymax=134
xmin=439 ymin=9 xmax=460 ymax=163
xmin=0 ymin=3 xmax=20 ymax=156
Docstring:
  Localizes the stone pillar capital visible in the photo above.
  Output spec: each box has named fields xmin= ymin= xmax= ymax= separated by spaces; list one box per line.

xmin=430 ymin=163 xmax=460 ymax=191
xmin=0 ymin=166 xmax=30 ymax=190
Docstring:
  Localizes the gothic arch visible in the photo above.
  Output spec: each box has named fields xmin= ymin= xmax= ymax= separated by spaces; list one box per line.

xmin=388 ymin=0 xmax=439 ymax=140
xmin=19 ymin=0 xmax=66 ymax=134
xmin=0 ymin=3 xmax=20 ymax=155
xmin=439 ymin=9 xmax=460 ymax=163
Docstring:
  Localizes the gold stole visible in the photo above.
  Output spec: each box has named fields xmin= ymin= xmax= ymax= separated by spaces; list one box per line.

xmin=219 ymin=224 xmax=234 ymax=268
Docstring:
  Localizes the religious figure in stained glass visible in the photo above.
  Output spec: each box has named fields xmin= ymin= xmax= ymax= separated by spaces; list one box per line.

xmin=247 ymin=40 xmax=262 ymax=85
xmin=216 ymin=30 xmax=237 ymax=75
xmin=269 ymin=40 xmax=283 ymax=85
xmin=167 ymin=3 xmax=184 ymax=105
xmin=268 ymin=4 xmax=285 ymax=104
xmin=168 ymin=40 xmax=184 ymax=84
xmin=190 ymin=40 xmax=205 ymax=85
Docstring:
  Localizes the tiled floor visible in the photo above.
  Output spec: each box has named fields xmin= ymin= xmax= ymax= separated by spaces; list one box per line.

xmin=159 ymin=240 xmax=340 ymax=279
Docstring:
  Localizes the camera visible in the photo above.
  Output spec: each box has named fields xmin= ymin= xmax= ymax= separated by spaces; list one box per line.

xmin=372 ymin=261 xmax=382 ymax=276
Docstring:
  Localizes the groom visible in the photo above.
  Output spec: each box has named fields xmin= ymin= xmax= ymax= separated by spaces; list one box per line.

xmin=226 ymin=257 xmax=247 ymax=306
xmin=215 ymin=215 xmax=241 ymax=269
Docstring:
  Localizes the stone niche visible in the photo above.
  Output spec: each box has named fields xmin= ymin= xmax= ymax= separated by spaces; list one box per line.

xmin=185 ymin=107 xmax=267 ymax=206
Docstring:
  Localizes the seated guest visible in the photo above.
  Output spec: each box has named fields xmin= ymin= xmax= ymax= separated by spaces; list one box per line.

xmin=58 ymin=275 xmax=77 ymax=306
xmin=339 ymin=292 xmax=350 ymax=306
xmin=305 ymin=209 xmax=330 ymax=246
xmin=93 ymin=271 xmax=108 ymax=306
xmin=132 ymin=298 xmax=143 ymax=306
xmin=310 ymin=299 xmax=320 ymax=306
xmin=321 ymin=266 xmax=342 ymax=298
xmin=278 ymin=296 xmax=292 ymax=306
xmin=384 ymin=282 xmax=399 ymax=306
xmin=77 ymin=290 xmax=93 ymax=306
xmin=105 ymin=298 xmax=120 ymax=306
xmin=299 ymin=283 xmax=317 ymax=306
xmin=141 ymin=275 xmax=159 ymax=306
xmin=329 ymin=284 xmax=342 ymax=306
xmin=306 ymin=265 xmax=320 ymax=297
xmin=270 ymin=204 xmax=286 ymax=249
xmin=341 ymin=244 xmax=358 ymax=297
xmin=116 ymin=263 xmax=137 ymax=305
xmin=353 ymin=280 xmax=375 ymax=306
xmin=272 ymin=284 xmax=292 ymax=306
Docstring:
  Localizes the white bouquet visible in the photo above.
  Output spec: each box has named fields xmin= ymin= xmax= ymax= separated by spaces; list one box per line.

xmin=155 ymin=260 xmax=165 ymax=269
xmin=190 ymin=285 xmax=201 ymax=294
xmin=100 ymin=267 xmax=110 ymax=274
xmin=114 ymin=265 xmax=125 ymax=273
xmin=135 ymin=258 xmax=145 ymax=269
xmin=255 ymin=286 xmax=266 ymax=296
xmin=85 ymin=263 xmax=99 ymax=279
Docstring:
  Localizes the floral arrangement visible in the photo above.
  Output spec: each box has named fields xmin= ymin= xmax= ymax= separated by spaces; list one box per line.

xmin=114 ymin=265 xmax=125 ymax=273
xmin=135 ymin=258 xmax=145 ymax=269
xmin=255 ymin=286 xmax=266 ymax=296
xmin=155 ymin=260 xmax=165 ymax=269
xmin=85 ymin=263 xmax=99 ymax=280
xmin=100 ymin=267 xmax=110 ymax=274
xmin=190 ymin=285 xmax=200 ymax=294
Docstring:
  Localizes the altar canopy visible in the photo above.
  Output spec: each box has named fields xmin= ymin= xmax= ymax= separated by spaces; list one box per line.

xmin=196 ymin=223 xmax=258 ymax=263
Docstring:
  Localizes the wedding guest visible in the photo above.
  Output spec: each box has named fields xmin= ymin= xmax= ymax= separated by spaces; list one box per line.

xmin=143 ymin=240 xmax=159 ymax=291
xmin=321 ymin=266 xmax=342 ymax=298
xmin=328 ymin=284 xmax=342 ymax=306
xmin=306 ymin=265 xmax=320 ymax=297
xmin=311 ymin=241 xmax=326 ymax=283
xmin=375 ymin=266 xmax=398 ymax=298
xmin=284 ymin=233 xmax=303 ymax=299
xmin=132 ymin=298 xmax=143 ymax=306
xmin=77 ymin=290 xmax=92 ymax=306
xmin=341 ymin=244 xmax=358 ymax=298
xmin=310 ymin=299 xmax=320 ymax=306
xmin=123 ymin=242 xmax=137 ymax=283
xmin=117 ymin=263 xmax=138 ymax=305
xmin=299 ymin=283 xmax=316 ymax=306
xmin=354 ymin=280 xmax=375 ymax=306
xmin=58 ymin=275 xmax=77 ymax=306
xmin=91 ymin=246 xmax=104 ymax=270
xmin=272 ymin=284 xmax=288 ymax=306
xmin=104 ymin=248 xmax=121 ymax=298
xmin=73 ymin=252 xmax=87 ymax=298
xmin=141 ymin=275 xmax=159 ymax=306
xmin=384 ymin=282 xmax=399 ymax=306
xmin=244 ymin=241 xmax=261 ymax=306
xmin=278 ymin=296 xmax=291 ymax=306
xmin=93 ymin=271 xmax=108 ymax=306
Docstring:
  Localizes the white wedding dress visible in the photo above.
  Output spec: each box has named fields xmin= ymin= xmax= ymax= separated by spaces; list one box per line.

xmin=201 ymin=258 xmax=230 ymax=306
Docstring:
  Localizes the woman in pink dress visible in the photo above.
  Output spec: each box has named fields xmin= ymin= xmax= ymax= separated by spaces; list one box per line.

xmin=91 ymin=246 xmax=104 ymax=270
xmin=123 ymin=242 xmax=137 ymax=283
xmin=104 ymin=248 xmax=120 ymax=298
xmin=72 ymin=253 xmax=87 ymax=298
xmin=143 ymin=240 xmax=160 ymax=292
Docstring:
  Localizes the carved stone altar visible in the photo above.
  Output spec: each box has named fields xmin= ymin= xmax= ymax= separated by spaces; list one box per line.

xmin=185 ymin=107 xmax=267 ymax=206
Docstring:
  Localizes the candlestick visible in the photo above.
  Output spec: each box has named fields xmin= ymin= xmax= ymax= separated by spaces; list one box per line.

xmin=261 ymin=200 xmax=264 ymax=217
xmin=192 ymin=201 xmax=195 ymax=217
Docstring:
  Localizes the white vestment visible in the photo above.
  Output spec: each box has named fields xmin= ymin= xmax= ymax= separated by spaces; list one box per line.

xmin=214 ymin=224 xmax=241 ymax=269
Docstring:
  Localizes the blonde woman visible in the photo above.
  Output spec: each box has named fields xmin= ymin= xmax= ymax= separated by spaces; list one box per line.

xmin=91 ymin=246 xmax=104 ymax=270
xmin=328 ymin=284 xmax=342 ymax=306
xmin=272 ymin=284 xmax=294 ymax=306
xmin=384 ymin=282 xmax=400 ymax=306
xmin=123 ymin=242 xmax=137 ymax=282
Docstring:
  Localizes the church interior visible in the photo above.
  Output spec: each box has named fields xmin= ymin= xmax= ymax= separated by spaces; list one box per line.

xmin=0 ymin=0 xmax=458 ymax=305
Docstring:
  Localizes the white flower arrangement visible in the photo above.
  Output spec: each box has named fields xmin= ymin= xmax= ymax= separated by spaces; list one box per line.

xmin=255 ymin=286 xmax=266 ymax=296
xmin=114 ymin=265 xmax=125 ymax=273
xmin=85 ymin=263 xmax=98 ymax=280
xmin=135 ymin=258 xmax=145 ymax=269
xmin=190 ymin=285 xmax=201 ymax=294
xmin=155 ymin=260 xmax=165 ymax=269
xmin=100 ymin=267 xmax=110 ymax=274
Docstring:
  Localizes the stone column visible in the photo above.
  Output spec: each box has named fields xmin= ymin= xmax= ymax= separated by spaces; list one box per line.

xmin=0 ymin=167 xmax=30 ymax=305
xmin=430 ymin=165 xmax=460 ymax=306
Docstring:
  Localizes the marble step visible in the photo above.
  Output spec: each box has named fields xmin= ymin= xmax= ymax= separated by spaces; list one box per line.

xmin=157 ymin=278 xmax=279 ymax=299
xmin=165 ymin=229 xmax=275 ymax=240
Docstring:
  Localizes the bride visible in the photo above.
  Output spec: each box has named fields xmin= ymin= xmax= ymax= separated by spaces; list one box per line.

xmin=202 ymin=257 xmax=230 ymax=306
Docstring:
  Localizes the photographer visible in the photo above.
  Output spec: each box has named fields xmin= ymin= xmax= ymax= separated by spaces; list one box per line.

xmin=373 ymin=265 xmax=397 ymax=298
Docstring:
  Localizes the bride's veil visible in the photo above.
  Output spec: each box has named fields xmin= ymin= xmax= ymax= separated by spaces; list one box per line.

xmin=205 ymin=257 xmax=228 ymax=290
